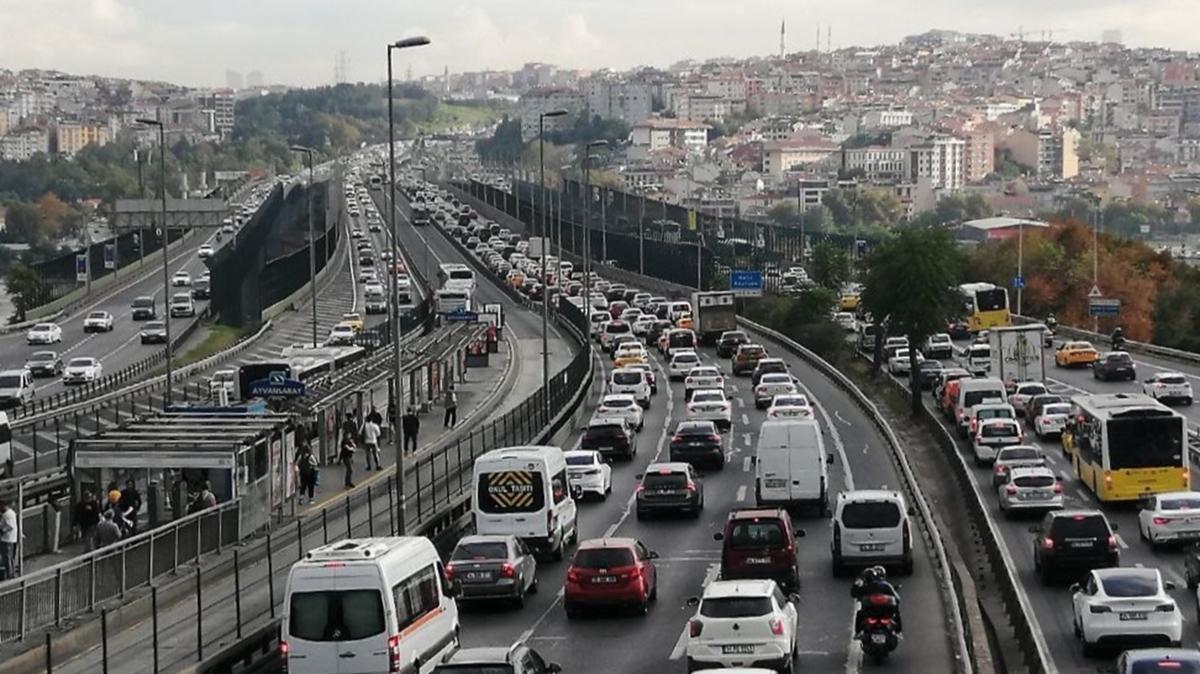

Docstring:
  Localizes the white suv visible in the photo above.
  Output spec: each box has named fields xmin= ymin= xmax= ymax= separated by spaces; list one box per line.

xmin=831 ymin=490 xmax=913 ymax=576
xmin=609 ymin=367 xmax=651 ymax=408
xmin=685 ymin=579 xmax=798 ymax=672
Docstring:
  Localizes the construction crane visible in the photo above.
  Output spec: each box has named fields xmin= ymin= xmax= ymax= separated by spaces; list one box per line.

xmin=1008 ymin=27 xmax=1068 ymax=42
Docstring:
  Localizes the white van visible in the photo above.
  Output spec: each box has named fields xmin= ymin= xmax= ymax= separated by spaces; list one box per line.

xmin=831 ymin=490 xmax=914 ymax=576
xmin=964 ymin=342 xmax=991 ymax=376
xmin=755 ymin=419 xmax=831 ymax=513
xmin=282 ymin=537 xmax=459 ymax=674
xmin=609 ymin=367 xmax=652 ymax=407
xmin=955 ymin=378 xmax=1008 ymax=435
xmin=472 ymin=446 xmax=579 ymax=560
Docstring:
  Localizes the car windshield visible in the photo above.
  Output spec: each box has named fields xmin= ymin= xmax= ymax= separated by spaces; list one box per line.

xmin=721 ymin=332 xmax=746 ymax=342
xmin=981 ymin=423 xmax=1018 ymax=437
xmin=1043 ymin=404 xmax=1071 ymax=416
xmin=0 ymin=376 xmax=21 ymax=388
xmin=699 ymin=597 xmax=773 ymax=618
xmin=761 ymin=374 xmax=791 ymax=384
xmin=999 ymin=448 xmax=1040 ymax=461
xmin=602 ymin=398 xmax=634 ymax=409
xmin=840 ymin=502 xmax=902 ymax=529
xmin=1161 ymin=497 xmax=1200 ymax=510
xmin=1013 ymin=475 xmax=1055 ymax=488
xmin=145 ymin=322 xmax=164 ymax=330
xmin=1129 ymin=659 xmax=1200 ymax=674
xmin=673 ymin=355 xmax=699 ymax=365
xmin=773 ymin=396 xmax=809 ymax=407
xmin=740 ymin=347 xmax=764 ymax=357
xmin=612 ymin=372 xmax=642 ymax=386
xmin=1100 ymin=574 xmax=1159 ymax=597
xmin=1105 ymin=353 xmax=1134 ymax=364
xmin=68 ymin=359 xmax=94 ymax=368
xmin=676 ymin=422 xmax=716 ymax=436
xmin=565 ymin=454 xmax=597 ymax=467
xmin=287 ymin=589 xmax=385 ymax=642
xmin=642 ymin=472 xmax=688 ymax=489
xmin=728 ymin=521 xmax=786 ymax=548
xmin=573 ymin=548 xmax=634 ymax=569
xmin=1017 ymin=385 xmax=1047 ymax=396
xmin=1050 ymin=515 xmax=1110 ymax=538
xmin=88 ymin=312 xmax=106 ymax=319
xmin=452 ymin=542 xmax=509 ymax=561
xmin=606 ymin=323 xmax=630 ymax=334
xmin=964 ymin=390 xmax=1003 ymax=408
xmin=977 ymin=408 xmax=1013 ymax=420
xmin=585 ymin=425 xmax=625 ymax=440
xmin=28 ymin=352 xmax=52 ymax=362
xmin=33 ymin=325 xmax=51 ymax=332
xmin=692 ymin=392 xmax=724 ymax=403
xmin=691 ymin=368 xmax=719 ymax=378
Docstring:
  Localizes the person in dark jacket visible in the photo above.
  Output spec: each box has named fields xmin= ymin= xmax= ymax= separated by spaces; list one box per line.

xmin=74 ymin=491 xmax=101 ymax=551
xmin=402 ymin=407 xmax=420 ymax=453
xmin=120 ymin=479 xmax=142 ymax=534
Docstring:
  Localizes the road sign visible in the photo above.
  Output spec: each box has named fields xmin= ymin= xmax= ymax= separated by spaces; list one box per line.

xmin=1012 ymin=275 xmax=1024 ymax=289
xmin=247 ymin=370 xmax=306 ymax=398
xmin=729 ymin=270 xmax=764 ymax=298
xmin=1088 ymin=297 xmax=1121 ymax=317
xmin=1088 ymin=284 xmax=1102 ymax=298
xmin=444 ymin=307 xmax=479 ymax=322
xmin=103 ymin=243 xmax=116 ymax=270
xmin=75 ymin=254 xmax=88 ymax=283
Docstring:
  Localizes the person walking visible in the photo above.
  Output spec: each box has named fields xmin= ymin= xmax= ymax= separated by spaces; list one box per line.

xmin=340 ymin=434 xmax=357 ymax=489
xmin=74 ymin=491 xmax=101 ymax=551
xmin=402 ymin=407 xmax=420 ymax=454
xmin=297 ymin=443 xmax=318 ymax=504
xmin=120 ymin=479 xmax=142 ymax=534
xmin=366 ymin=405 xmax=383 ymax=441
xmin=362 ymin=416 xmax=382 ymax=470
xmin=0 ymin=499 xmax=17 ymax=581
xmin=443 ymin=384 xmax=458 ymax=428
xmin=95 ymin=510 xmax=122 ymax=549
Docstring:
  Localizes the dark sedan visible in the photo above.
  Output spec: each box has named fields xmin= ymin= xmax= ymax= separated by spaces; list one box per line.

xmin=446 ymin=534 xmax=538 ymax=608
xmin=668 ymin=420 xmax=724 ymax=469
xmin=140 ymin=321 xmax=168 ymax=344
xmin=1093 ymin=351 xmax=1136 ymax=382
xmin=24 ymin=351 xmax=62 ymax=377
xmin=716 ymin=330 xmax=749 ymax=358
xmin=581 ymin=419 xmax=636 ymax=461
xmin=918 ymin=360 xmax=945 ymax=389
xmin=635 ymin=462 xmax=704 ymax=519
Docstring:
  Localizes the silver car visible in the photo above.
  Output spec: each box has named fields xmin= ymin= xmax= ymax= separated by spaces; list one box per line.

xmin=991 ymin=445 xmax=1046 ymax=487
xmin=446 ymin=534 xmax=538 ymax=607
xmin=997 ymin=466 xmax=1062 ymax=517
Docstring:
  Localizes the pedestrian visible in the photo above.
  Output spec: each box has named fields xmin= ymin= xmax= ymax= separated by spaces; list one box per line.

xmin=340 ymin=411 xmax=359 ymax=450
xmin=197 ymin=481 xmax=217 ymax=510
xmin=367 ymin=404 xmax=386 ymax=442
xmin=443 ymin=384 xmax=458 ymax=428
xmin=105 ymin=488 xmax=131 ymax=534
xmin=402 ymin=407 xmax=420 ymax=454
xmin=340 ymin=434 xmax=357 ymax=488
xmin=0 ymin=499 xmax=16 ymax=581
xmin=120 ymin=479 xmax=142 ymax=534
xmin=296 ymin=443 xmax=318 ymax=504
xmin=95 ymin=510 xmax=122 ymax=548
xmin=362 ymin=416 xmax=382 ymax=470
xmin=74 ymin=491 xmax=101 ymax=551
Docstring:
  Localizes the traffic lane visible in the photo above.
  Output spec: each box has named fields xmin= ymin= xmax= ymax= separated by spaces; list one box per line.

xmin=739 ymin=331 xmax=953 ymax=673
xmin=1040 ymin=357 xmax=1200 ymax=430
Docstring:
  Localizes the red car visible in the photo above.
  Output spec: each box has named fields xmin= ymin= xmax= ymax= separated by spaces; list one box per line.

xmin=564 ymin=537 xmax=659 ymax=618
xmin=608 ymin=301 xmax=629 ymax=320
xmin=713 ymin=508 xmax=805 ymax=591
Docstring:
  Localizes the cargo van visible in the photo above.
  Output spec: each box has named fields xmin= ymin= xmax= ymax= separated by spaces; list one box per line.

xmin=282 ymin=537 xmax=460 ymax=674
xmin=964 ymin=342 xmax=991 ymax=376
xmin=754 ymin=419 xmax=832 ymax=513
xmin=955 ymin=378 xmax=1008 ymax=434
xmin=472 ymin=446 xmax=579 ymax=560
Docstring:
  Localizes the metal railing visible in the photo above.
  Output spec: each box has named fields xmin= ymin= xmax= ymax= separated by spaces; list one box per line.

xmin=0 ymin=499 xmax=241 ymax=645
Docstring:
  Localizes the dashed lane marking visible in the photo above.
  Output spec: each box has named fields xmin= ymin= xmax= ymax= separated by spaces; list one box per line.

xmin=736 ymin=485 xmax=747 ymax=501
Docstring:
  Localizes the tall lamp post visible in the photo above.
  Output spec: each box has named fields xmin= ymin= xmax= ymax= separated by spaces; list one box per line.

xmin=135 ymin=117 xmax=174 ymax=406
xmin=387 ymin=35 xmax=430 ymax=537
xmin=289 ymin=145 xmax=319 ymax=347
xmin=538 ymin=109 xmax=568 ymax=415
xmin=581 ymin=140 xmax=607 ymax=309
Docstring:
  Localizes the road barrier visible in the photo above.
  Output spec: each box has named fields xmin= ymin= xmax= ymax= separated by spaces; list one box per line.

xmin=1014 ymin=314 xmax=1200 ymax=366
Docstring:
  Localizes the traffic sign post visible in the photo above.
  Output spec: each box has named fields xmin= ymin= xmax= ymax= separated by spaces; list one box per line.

xmin=729 ymin=270 xmax=763 ymax=298
xmin=248 ymin=370 xmax=306 ymax=398
xmin=1012 ymin=275 xmax=1024 ymax=289
xmin=1088 ymin=297 xmax=1121 ymax=317
xmin=103 ymin=243 xmax=116 ymax=270
xmin=75 ymin=254 xmax=88 ymax=283
xmin=444 ymin=307 xmax=479 ymax=322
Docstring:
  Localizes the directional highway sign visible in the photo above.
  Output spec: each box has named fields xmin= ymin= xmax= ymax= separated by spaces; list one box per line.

xmin=445 ymin=307 xmax=479 ymax=322
xmin=729 ymin=270 xmax=763 ymax=298
xmin=1088 ymin=298 xmax=1121 ymax=317
xmin=1012 ymin=275 xmax=1024 ymax=289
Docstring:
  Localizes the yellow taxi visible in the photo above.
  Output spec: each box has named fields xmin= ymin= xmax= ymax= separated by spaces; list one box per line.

xmin=839 ymin=294 xmax=861 ymax=311
xmin=613 ymin=344 xmax=649 ymax=368
xmin=507 ymin=269 xmax=526 ymax=289
xmin=341 ymin=312 xmax=365 ymax=333
xmin=675 ymin=314 xmax=694 ymax=330
xmin=1054 ymin=340 xmax=1100 ymax=368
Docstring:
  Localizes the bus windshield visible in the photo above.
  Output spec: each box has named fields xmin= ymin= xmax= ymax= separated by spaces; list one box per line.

xmin=1107 ymin=416 xmax=1183 ymax=470
xmin=975 ymin=288 xmax=1007 ymax=312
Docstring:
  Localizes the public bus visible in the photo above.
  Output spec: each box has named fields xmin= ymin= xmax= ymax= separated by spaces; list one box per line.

xmin=958 ymin=282 xmax=1012 ymax=332
xmin=436 ymin=286 xmax=473 ymax=314
xmin=438 ymin=262 xmax=476 ymax=288
xmin=1063 ymin=393 xmax=1187 ymax=502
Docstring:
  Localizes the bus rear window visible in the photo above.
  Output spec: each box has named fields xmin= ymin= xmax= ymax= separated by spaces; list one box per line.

xmin=976 ymin=289 xmax=1007 ymax=312
xmin=1107 ymin=417 xmax=1183 ymax=470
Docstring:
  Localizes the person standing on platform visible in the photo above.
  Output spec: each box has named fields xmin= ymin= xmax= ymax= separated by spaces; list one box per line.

xmin=402 ymin=407 xmax=420 ymax=454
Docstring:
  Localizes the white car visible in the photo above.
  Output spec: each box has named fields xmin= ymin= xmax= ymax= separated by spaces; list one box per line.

xmin=686 ymin=389 xmax=733 ymax=430
xmin=1032 ymin=402 xmax=1072 ymax=440
xmin=595 ymin=394 xmax=644 ymax=432
xmin=971 ymin=418 xmax=1023 ymax=466
xmin=198 ymin=243 xmax=215 ymax=258
xmin=1137 ymin=491 xmax=1200 ymax=547
xmin=82 ymin=311 xmax=114 ymax=333
xmin=991 ymin=445 xmax=1045 ymax=487
xmin=171 ymin=270 xmax=192 ymax=287
xmin=1009 ymin=382 xmax=1049 ymax=414
xmin=563 ymin=449 xmax=612 ymax=500
xmin=684 ymin=366 xmax=725 ymax=397
xmin=997 ymin=466 xmax=1063 ymax=516
xmin=923 ymin=333 xmax=954 ymax=359
xmin=326 ymin=323 xmax=357 ymax=346
xmin=609 ymin=368 xmax=651 ymax=408
xmin=767 ymin=394 xmax=813 ymax=419
xmin=613 ymin=343 xmax=648 ymax=365
xmin=170 ymin=292 xmax=195 ymax=317
xmin=669 ymin=350 xmax=702 ymax=381
xmin=833 ymin=312 xmax=856 ymax=332
xmin=887 ymin=348 xmax=925 ymax=375
xmin=209 ymin=369 xmax=237 ymax=398
xmin=63 ymin=357 xmax=102 ymax=384
xmin=631 ymin=315 xmax=657 ymax=337
xmin=685 ymin=579 xmax=799 ymax=673
xmin=1143 ymin=372 xmax=1193 ymax=406
xmin=1071 ymin=568 xmax=1182 ymax=655
xmin=589 ymin=311 xmax=609 ymax=339
xmin=754 ymin=373 xmax=798 ymax=409
xmin=358 ymin=269 xmax=378 ymax=284
xmin=26 ymin=323 xmax=62 ymax=344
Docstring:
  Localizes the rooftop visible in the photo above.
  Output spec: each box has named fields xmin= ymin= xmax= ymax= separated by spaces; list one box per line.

xmin=962 ymin=216 xmax=1049 ymax=231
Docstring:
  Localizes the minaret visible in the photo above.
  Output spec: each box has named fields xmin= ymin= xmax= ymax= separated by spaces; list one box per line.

xmin=780 ymin=19 xmax=786 ymax=58
xmin=826 ymin=26 xmax=831 ymax=53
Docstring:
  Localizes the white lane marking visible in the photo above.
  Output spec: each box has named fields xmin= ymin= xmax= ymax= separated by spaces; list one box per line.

xmin=743 ymin=456 xmax=752 ymax=472
xmin=730 ymin=384 xmax=739 ymax=393
xmin=794 ymin=381 xmax=855 ymax=491
xmin=736 ymin=485 xmax=747 ymax=501
xmin=833 ymin=409 xmax=852 ymax=426
xmin=741 ymin=413 xmax=750 ymax=425
xmin=669 ymin=562 xmax=722 ymax=660
xmin=1114 ymin=533 xmax=1129 ymax=549
xmin=742 ymin=432 xmax=752 ymax=446
xmin=736 ymin=397 xmax=745 ymax=408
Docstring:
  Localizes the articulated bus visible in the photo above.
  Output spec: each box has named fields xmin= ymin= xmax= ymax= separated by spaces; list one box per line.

xmin=958 ymin=282 xmax=1012 ymax=333
xmin=1063 ymin=393 xmax=1187 ymax=502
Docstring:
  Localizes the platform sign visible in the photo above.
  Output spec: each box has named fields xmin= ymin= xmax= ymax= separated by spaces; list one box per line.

xmin=248 ymin=370 xmax=306 ymax=398
xmin=75 ymin=254 xmax=88 ymax=282
xmin=729 ymin=270 xmax=764 ymax=298
xmin=445 ymin=307 xmax=479 ymax=322
xmin=103 ymin=243 xmax=116 ymax=270
xmin=1088 ymin=298 xmax=1121 ymax=317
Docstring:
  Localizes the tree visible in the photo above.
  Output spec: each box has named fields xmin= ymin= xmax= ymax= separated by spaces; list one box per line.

xmin=822 ymin=188 xmax=853 ymax=225
xmin=801 ymin=205 xmax=833 ymax=234
xmin=933 ymin=192 xmax=992 ymax=224
xmin=5 ymin=262 xmax=47 ymax=323
xmin=766 ymin=201 xmax=798 ymax=227
xmin=810 ymin=241 xmax=850 ymax=290
xmin=36 ymin=193 xmax=72 ymax=239
xmin=2 ymin=202 xmax=45 ymax=246
xmin=861 ymin=227 xmax=964 ymax=414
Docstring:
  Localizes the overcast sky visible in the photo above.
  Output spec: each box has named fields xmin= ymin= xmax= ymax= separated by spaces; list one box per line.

xmin=0 ymin=0 xmax=1195 ymax=88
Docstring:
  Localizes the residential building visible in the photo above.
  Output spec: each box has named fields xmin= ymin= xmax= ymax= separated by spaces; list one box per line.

xmin=582 ymin=79 xmax=652 ymax=124
xmin=518 ymin=88 xmax=584 ymax=141
xmin=962 ymin=125 xmax=995 ymax=182
xmin=673 ymin=94 xmax=727 ymax=122
xmin=909 ymin=135 xmax=966 ymax=190
xmin=762 ymin=134 xmax=838 ymax=178
xmin=842 ymin=146 xmax=911 ymax=182
xmin=196 ymin=89 xmax=235 ymax=137
xmin=54 ymin=121 xmax=111 ymax=156
xmin=0 ymin=127 xmax=50 ymax=161
xmin=861 ymin=109 xmax=914 ymax=130
xmin=630 ymin=118 xmax=711 ymax=153
xmin=1005 ymin=127 xmax=1080 ymax=179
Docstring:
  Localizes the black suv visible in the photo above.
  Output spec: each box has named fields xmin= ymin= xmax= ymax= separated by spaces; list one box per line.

xmin=716 ymin=330 xmax=749 ymax=358
xmin=434 ymin=644 xmax=561 ymax=674
xmin=669 ymin=420 xmax=725 ymax=469
xmin=1093 ymin=351 xmax=1136 ymax=381
xmin=1031 ymin=509 xmax=1119 ymax=583
xmin=635 ymin=462 xmax=704 ymax=519
xmin=581 ymin=420 xmax=636 ymax=461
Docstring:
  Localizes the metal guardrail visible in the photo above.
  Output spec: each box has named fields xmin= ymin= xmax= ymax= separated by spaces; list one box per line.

xmin=1013 ymin=313 xmax=1200 ymax=366
xmin=0 ymin=499 xmax=241 ymax=645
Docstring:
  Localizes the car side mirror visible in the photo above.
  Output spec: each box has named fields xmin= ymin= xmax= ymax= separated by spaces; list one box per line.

xmin=1055 ymin=476 xmax=1063 ymax=482
xmin=1110 ymin=522 xmax=1118 ymax=532
xmin=634 ymin=473 xmax=643 ymax=480
xmin=788 ymin=592 xmax=802 ymax=604
xmin=448 ymin=580 xmax=463 ymax=598
xmin=570 ymin=485 xmax=583 ymax=500
xmin=686 ymin=596 xmax=701 ymax=608
xmin=545 ymin=664 xmax=563 ymax=674
xmin=907 ymin=507 xmax=916 ymax=516
xmin=647 ymin=550 xmax=660 ymax=560
xmin=1068 ymin=582 xmax=1082 ymax=594
xmin=713 ymin=532 xmax=725 ymax=542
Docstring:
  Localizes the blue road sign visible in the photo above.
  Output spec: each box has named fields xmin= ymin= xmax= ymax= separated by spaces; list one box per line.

xmin=444 ymin=307 xmax=479 ymax=322
xmin=1012 ymin=275 xmax=1024 ymax=289
xmin=1088 ymin=298 xmax=1121 ymax=317
xmin=103 ymin=243 xmax=116 ymax=270
xmin=75 ymin=254 xmax=88 ymax=282
xmin=730 ymin=270 xmax=763 ymax=297
xmin=248 ymin=370 xmax=306 ymax=398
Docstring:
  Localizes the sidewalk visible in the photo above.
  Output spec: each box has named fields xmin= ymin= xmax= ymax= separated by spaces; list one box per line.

xmin=15 ymin=333 xmax=513 ymax=577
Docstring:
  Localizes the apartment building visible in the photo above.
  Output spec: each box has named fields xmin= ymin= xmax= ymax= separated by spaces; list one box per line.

xmin=1006 ymin=126 xmax=1080 ymax=178
xmin=195 ymin=89 xmax=235 ymax=137
xmin=762 ymin=134 xmax=838 ymax=178
xmin=518 ymin=88 xmax=584 ymax=141
xmin=861 ymin=109 xmax=914 ymax=130
xmin=672 ymin=94 xmax=728 ymax=122
xmin=582 ymin=79 xmax=652 ymax=125
xmin=0 ymin=127 xmax=50 ymax=161
xmin=962 ymin=125 xmax=995 ymax=182
xmin=909 ymin=135 xmax=966 ymax=190
xmin=630 ymin=118 xmax=711 ymax=153
xmin=842 ymin=146 xmax=911 ymax=182
xmin=54 ymin=121 xmax=111 ymax=156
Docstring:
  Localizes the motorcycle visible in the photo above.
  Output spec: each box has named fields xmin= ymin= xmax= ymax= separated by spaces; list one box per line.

xmin=1112 ymin=334 xmax=1126 ymax=350
xmin=857 ymin=594 xmax=901 ymax=664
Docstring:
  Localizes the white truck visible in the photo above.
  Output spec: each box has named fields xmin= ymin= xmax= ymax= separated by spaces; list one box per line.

xmin=987 ymin=325 xmax=1047 ymax=388
xmin=691 ymin=291 xmax=737 ymax=345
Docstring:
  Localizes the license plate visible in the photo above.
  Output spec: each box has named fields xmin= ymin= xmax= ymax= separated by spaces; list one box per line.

xmin=655 ymin=489 xmax=676 ymax=496
xmin=591 ymin=576 xmax=617 ymax=584
xmin=1070 ymin=541 xmax=1092 ymax=548
xmin=764 ymin=479 xmax=786 ymax=488
xmin=1119 ymin=611 xmax=1148 ymax=621
xmin=464 ymin=571 xmax=490 ymax=582
xmin=722 ymin=645 xmax=755 ymax=655
xmin=871 ymin=634 xmax=888 ymax=644
xmin=745 ymin=557 xmax=770 ymax=564
xmin=859 ymin=544 xmax=885 ymax=553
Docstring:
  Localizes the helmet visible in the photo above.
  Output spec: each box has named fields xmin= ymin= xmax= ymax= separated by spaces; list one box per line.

xmin=860 ymin=566 xmax=882 ymax=583
xmin=870 ymin=565 xmax=888 ymax=581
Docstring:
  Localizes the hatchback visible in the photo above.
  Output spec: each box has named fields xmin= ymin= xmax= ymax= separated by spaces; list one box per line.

xmin=997 ymin=466 xmax=1063 ymax=517
xmin=991 ymin=445 xmax=1045 ymax=487
xmin=581 ymin=418 xmax=636 ymax=461
xmin=733 ymin=344 xmax=767 ymax=376
xmin=685 ymin=580 xmax=799 ymax=673
xmin=715 ymin=508 xmax=804 ymax=591
xmin=717 ymin=330 xmax=750 ymax=358
xmin=751 ymin=358 xmax=789 ymax=387
xmin=564 ymin=538 xmax=658 ymax=618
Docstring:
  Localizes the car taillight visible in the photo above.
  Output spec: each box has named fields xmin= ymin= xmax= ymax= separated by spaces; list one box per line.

xmin=1108 ymin=535 xmax=1118 ymax=551
xmin=1005 ymin=484 xmax=1017 ymax=495
xmin=689 ymin=619 xmax=703 ymax=637
xmin=280 ymin=641 xmax=289 ymax=673
xmin=1053 ymin=482 xmax=1063 ymax=494
xmin=879 ymin=617 xmax=893 ymax=627
xmin=1041 ymin=537 xmax=1054 ymax=550
xmin=995 ymin=465 xmax=1008 ymax=474
xmin=865 ymin=617 xmax=879 ymax=626
xmin=686 ymin=482 xmax=698 ymax=493
xmin=672 ymin=434 xmax=683 ymax=442
xmin=444 ymin=564 xmax=457 ymax=582
xmin=1089 ymin=605 xmax=1111 ymax=614
xmin=635 ymin=483 xmax=645 ymax=495
xmin=567 ymin=568 xmax=582 ymax=583
xmin=902 ymin=519 xmax=911 ymax=551
xmin=970 ymin=418 xmax=978 ymax=433
xmin=1040 ymin=417 xmax=1052 ymax=426
xmin=1153 ymin=516 xmax=1170 ymax=526
xmin=388 ymin=634 xmax=402 ymax=672
xmin=833 ymin=521 xmax=841 ymax=548
xmin=500 ymin=562 xmax=516 ymax=578
xmin=1156 ymin=603 xmax=1176 ymax=613
xmin=709 ymin=434 xmax=721 ymax=442
xmin=769 ymin=617 xmax=785 ymax=636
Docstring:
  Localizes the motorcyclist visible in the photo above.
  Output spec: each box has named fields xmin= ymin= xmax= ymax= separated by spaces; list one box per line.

xmin=851 ymin=566 xmax=902 ymax=634
xmin=1045 ymin=313 xmax=1057 ymax=331
xmin=1112 ymin=326 xmax=1125 ymax=349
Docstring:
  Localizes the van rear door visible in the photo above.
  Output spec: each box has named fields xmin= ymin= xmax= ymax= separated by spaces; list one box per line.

xmin=786 ymin=424 xmax=825 ymax=503
xmin=756 ymin=431 xmax=791 ymax=504
xmin=285 ymin=566 xmax=387 ymax=674
xmin=475 ymin=467 xmax=548 ymax=538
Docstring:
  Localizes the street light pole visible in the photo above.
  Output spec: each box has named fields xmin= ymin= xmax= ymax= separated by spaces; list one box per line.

xmin=290 ymin=146 xmax=319 ymax=347
xmin=1016 ymin=220 xmax=1024 ymax=316
xmin=386 ymin=35 xmax=430 ymax=537
xmin=136 ymin=117 xmax=173 ymax=407
xmin=538 ymin=110 xmax=567 ymax=413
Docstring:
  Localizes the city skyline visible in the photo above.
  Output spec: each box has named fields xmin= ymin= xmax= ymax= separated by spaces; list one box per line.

xmin=0 ymin=0 xmax=1195 ymax=88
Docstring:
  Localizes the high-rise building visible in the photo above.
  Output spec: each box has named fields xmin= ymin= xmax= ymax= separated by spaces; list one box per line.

xmin=225 ymin=70 xmax=244 ymax=90
xmin=196 ymin=89 xmax=235 ymax=137
xmin=518 ymin=88 xmax=584 ymax=141
xmin=582 ymin=79 xmax=653 ymax=125
xmin=909 ymin=135 xmax=966 ymax=190
xmin=962 ymin=125 xmax=995 ymax=183
xmin=1005 ymin=127 xmax=1079 ymax=179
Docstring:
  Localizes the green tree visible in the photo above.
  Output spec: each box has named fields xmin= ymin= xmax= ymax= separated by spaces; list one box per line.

xmin=2 ymin=202 xmax=45 ymax=246
xmin=861 ymin=227 xmax=964 ymax=413
xmin=800 ymin=205 xmax=833 ymax=234
xmin=810 ymin=241 xmax=850 ymax=290
xmin=476 ymin=117 xmax=525 ymax=163
xmin=5 ymin=262 xmax=48 ymax=322
xmin=766 ymin=201 xmax=798 ymax=227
